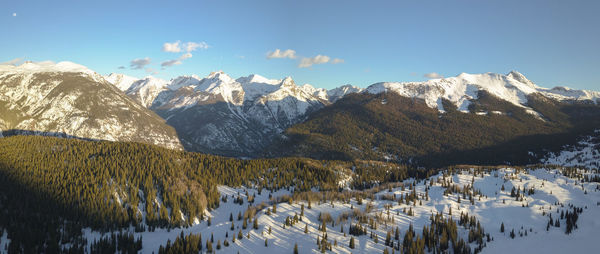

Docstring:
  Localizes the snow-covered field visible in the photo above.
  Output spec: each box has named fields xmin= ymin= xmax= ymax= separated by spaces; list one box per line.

xmin=82 ymin=167 xmax=599 ymax=253
xmin=543 ymin=130 xmax=600 ymax=170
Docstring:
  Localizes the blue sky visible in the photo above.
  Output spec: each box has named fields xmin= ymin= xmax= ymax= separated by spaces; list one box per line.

xmin=1 ymin=0 xmax=599 ymax=90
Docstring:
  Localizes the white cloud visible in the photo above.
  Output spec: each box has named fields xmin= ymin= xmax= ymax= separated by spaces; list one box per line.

xmin=266 ymin=49 xmax=297 ymax=59
xmin=161 ymin=59 xmax=182 ymax=67
xmin=130 ymin=57 xmax=151 ymax=69
xmin=163 ymin=41 xmax=182 ymax=53
xmin=163 ymin=41 xmax=209 ymax=53
xmin=298 ymin=55 xmax=330 ymax=68
xmin=0 ymin=58 xmax=24 ymax=66
xmin=331 ymin=58 xmax=344 ymax=64
xmin=13 ymin=13 xmax=17 ymax=17
xmin=184 ymin=42 xmax=209 ymax=52
xmin=424 ymin=72 xmax=443 ymax=79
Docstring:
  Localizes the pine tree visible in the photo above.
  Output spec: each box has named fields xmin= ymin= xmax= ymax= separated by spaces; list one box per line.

xmin=500 ymin=222 xmax=505 ymax=233
xmin=386 ymin=231 xmax=392 ymax=246
xmin=349 ymin=237 xmax=355 ymax=249
xmin=294 ymin=243 xmax=299 ymax=254
xmin=206 ymin=240 xmax=213 ymax=253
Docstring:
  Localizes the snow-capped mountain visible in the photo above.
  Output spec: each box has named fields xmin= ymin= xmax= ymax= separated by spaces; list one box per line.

xmin=149 ymin=72 xmax=329 ymax=155
xmin=125 ymin=76 xmax=170 ymax=108
xmin=327 ymin=84 xmax=364 ymax=102
xmin=104 ymin=73 xmax=138 ymax=92
xmin=365 ymin=71 xmax=600 ymax=115
xmin=103 ymin=69 xmax=364 ymax=156
xmin=0 ymin=61 xmax=182 ymax=149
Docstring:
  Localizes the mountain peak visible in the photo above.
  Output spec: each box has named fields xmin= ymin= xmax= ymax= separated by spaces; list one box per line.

xmin=281 ymin=76 xmax=295 ymax=87
xmin=506 ymin=70 xmax=533 ymax=85
xmin=1 ymin=60 xmax=96 ymax=76
xmin=104 ymin=73 xmax=139 ymax=91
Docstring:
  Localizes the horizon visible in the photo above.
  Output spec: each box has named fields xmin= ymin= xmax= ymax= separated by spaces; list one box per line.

xmin=2 ymin=59 xmax=576 ymax=91
xmin=2 ymin=0 xmax=599 ymax=90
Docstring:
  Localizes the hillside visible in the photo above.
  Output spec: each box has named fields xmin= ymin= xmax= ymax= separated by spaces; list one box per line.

xmin=270 ymin=90 xmax=600 ymax=167
xmin=0 ymin=135 xmax=409 ymax=253
xmin=0 ymin=61 xmax=182 ymax=149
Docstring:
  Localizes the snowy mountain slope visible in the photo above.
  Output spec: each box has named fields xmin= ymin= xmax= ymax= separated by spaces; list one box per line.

xmin=327 ymin=84 xmax=364 ymax=102
xmin=364 ymin=71 xmax=600 ymax=114
xmin=79 ymin=166 xmax=600 ymax=253
xmin=542 ymin=130 xmax=600 ymax=170
xmin=125 ymin=76 xmax=170 ymax=108
xmin=0 ymin=61 xmax=182 ymax=149
xmin=146 ymin=72 xmax=328 ymax=156
xmin=104 ymin=73 xmax=138 ymax=91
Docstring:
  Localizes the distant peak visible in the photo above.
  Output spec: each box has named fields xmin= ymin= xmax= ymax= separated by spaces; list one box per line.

xmin=206 ymin=70 xmax=233 ymax=82
xmin=281 ymin=76 xmax=295 ymax=87
xmin=239 ymin=74 xmax=273 ymax=84
xmin=506 ymin=70 xmax=532 ymax=84
xmin=0 ymin=60 xmax=95 ymax=75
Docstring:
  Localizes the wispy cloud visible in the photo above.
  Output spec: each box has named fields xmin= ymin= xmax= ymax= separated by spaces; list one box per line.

xmin=162 ymin=53 xmax=193 ymax=68
xmin=424 ymin=72 xmax=443 ymax=79
xmin=298 ymin=55 xmax=330 ymax=68
xmin=179 ymin=52 xmax=193 ymax=60
xmin=163 ymin=41 xmax=209 ymax=53
xmin=161 ymin=41 xmax=207 ymax=68
xmin=161 ymin=59 xmax=182 ymax=67
xmin=12 ymin=13 xmax=17 ymax=17
xmin=145 ymin=68 xmax=158 ymax=75
xmin=184 ymin=42 xmax=209 ymax=52
xmin=0 ymin=58 xmax=24 ymax=66
xmin=266 ymin=49 xmax=297 ymax=59
xmin=331 ymin=58 xmax=344 ymax=64
xmin=130 ymin=57 xmax=151 ymax=69
xmin=117 ymin=66 xmax=125 ymax=69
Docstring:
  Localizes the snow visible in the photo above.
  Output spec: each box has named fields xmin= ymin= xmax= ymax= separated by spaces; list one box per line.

xmin=364 ymin=71 xmax=600 ymax=115
xmin=104 ymin=73 xmax=139 ymax=91
xmin=76 ymin=167 xmax=600 ymax=253
xmin=327 ymin=85 xmax=363 ymax=102
xmin=0 ymin=60 xmax=95 ymax=75
xmin=543 ymin=131 xmax=600 ymax=170
xmin=126 ymin=76 xmax=170 ymax=107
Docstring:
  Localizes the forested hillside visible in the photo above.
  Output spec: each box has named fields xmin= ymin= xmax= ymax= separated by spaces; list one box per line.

xmin=271 ymin=91 xmax=600 ymax=167
xmin=0 ymin=135 xmax=415 ymax=253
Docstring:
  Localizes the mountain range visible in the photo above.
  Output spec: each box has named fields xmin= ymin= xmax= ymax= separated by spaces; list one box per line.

xmin=1 ymin=60 xmax=599 ymax=166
